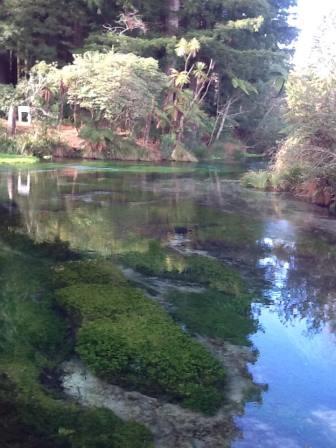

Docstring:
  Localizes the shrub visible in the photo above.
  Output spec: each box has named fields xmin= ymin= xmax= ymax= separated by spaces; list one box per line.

xmin=241 ymin=170 xmax=272 ymax=190
xmin=16 ymin=131 xmax=61 ymax=157
xmin=0 ymin=84 xmax=16 ymax=117
xmin=160 ymin=134 xmax=176 ymax=159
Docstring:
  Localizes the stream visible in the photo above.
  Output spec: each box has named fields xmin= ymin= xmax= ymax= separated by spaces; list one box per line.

xmin=0 ymin=161 xmax=336 ymax=447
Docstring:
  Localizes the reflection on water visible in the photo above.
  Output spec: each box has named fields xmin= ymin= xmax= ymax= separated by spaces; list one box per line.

xmin=1 ymin=161 xmax=336 ymax=447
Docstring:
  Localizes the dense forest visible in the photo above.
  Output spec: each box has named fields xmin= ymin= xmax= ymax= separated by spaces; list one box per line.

xmin=0 ymin=0 xmax=297 ymax=161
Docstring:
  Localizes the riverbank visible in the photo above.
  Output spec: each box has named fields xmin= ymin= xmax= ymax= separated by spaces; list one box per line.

xmin=0 ymin=120 xmax=251 ymax=163
xmin=0 ymin=152 xmax=38 ymax=165
xmin=242 ymin=169 xmax=336 ymax=213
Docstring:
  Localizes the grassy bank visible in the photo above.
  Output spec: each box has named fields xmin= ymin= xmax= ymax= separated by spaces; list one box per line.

xmin=0 ymin=153 xmax=38 ymax=165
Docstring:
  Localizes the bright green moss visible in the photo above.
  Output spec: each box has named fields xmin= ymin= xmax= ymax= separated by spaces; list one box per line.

xmin=168 ymin=290 xmax=258 ymax=346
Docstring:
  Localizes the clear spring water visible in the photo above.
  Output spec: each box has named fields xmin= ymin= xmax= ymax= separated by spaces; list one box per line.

xmin=0 ymin=160 xmax=335 ymax=447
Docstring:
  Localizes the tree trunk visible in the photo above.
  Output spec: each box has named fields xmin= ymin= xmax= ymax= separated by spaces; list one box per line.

xmin=168 ymin=0 xmax=180 ymax=34
xmin=7 ymin=105 xmax=17 ymax=136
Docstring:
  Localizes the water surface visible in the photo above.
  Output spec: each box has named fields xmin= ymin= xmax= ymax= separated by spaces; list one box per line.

xmin=1 ymin=161 xmax=335 ymax=447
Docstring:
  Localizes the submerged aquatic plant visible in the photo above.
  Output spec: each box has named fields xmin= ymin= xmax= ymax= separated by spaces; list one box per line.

xmin=56 ymin=260 xmax=226 ymax=415
xmin=168 ymin=290 xmax=258 ymax=346
xmin=0 ymin=230 xmax=152 ymax=448
xmin=121 ymin=242 xmax=245 ymax=296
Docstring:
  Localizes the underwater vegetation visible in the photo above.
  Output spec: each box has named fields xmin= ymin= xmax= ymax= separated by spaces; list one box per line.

xmin=0 ymin=235 xmax=152 ymax=448
xmin=120 ymin=242 xmax=256 ymax=346
xmin=55 ymin=260 xmax=226 ymax=415
xmin=121 ymin=241 xmax=245 ymax=296
xmin=168 ymin=290 xmax=257 ymax=346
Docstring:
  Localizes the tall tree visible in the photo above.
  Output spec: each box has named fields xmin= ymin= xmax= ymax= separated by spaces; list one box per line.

xmin=168 ymin=0 xmax=180 ymax=34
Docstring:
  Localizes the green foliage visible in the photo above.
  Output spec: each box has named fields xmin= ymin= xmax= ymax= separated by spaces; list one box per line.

xmin=0 ymin=84 xmax=16 ymax=116
xmin=79 ymin=125 xmax=116 ymax=150
xmin=160 ymin=133 xmax=176 ymax=158
xmin=241 ymin=170 xmax=272 ymax=190
xmin=63 ymin=51 xmax=167 ymax=132
xmin=0 ymin=0 xmax=89 ymax=71
xmin=285 ymin=73 xmax=336 ymax=149
xmin=55 ymin=260 xmax=226 ymax=414
xmin=0 ymin=0 xmax=298 ymax=151
xmin=265 ymin=10 xmax=336 ymax=186
xmin=0 ymin=125 xmax=60 ymax=158
xmin=17 ymin=132 xmax=61 ymax=158
xmin=0 ymin=134 xmax=18 ymax=154
xmin=168 ymin=290 xmax=258 ymax=346
xmin=121 ymin=242 xmax=245 ymax=296
xmin=242 ymin=166 xmax=304 ymax=191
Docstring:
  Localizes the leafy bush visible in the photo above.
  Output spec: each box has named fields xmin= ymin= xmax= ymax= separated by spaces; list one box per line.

xmin=0 ymin=132 xmax=20 ymax=154
xmin=18 ymin=135 xmax=60 ymax=157
xmin=79 ymin=125 xmax=116 ymax=153
xmin=0 ymin=84 xmax=16 ymax=117
xmin=241 ymin=170 xmax=272 ymax=190
xmin=160 ymin=134 xmax=176 ymax=158
xmin=62 ymin=51 xmax=167 ymax=135
xmin=242 ymin=166 xmax=304 ymax=191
